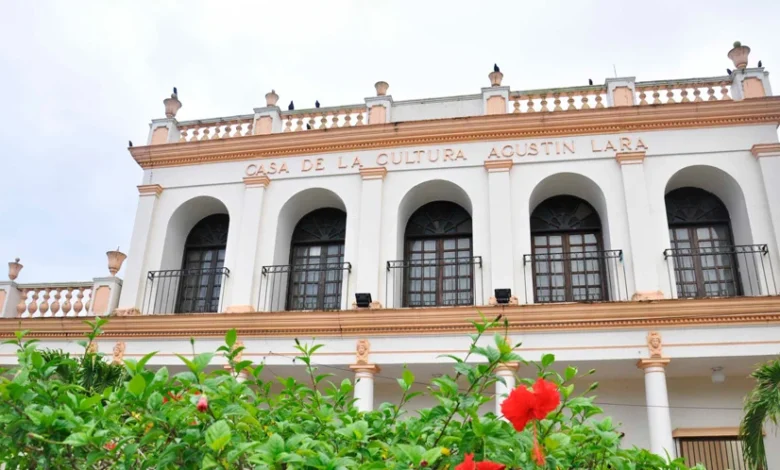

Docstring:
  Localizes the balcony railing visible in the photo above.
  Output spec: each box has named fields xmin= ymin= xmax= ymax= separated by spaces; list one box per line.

xmin=142 ymin=267 xmax=230 ymax=314
xmin=523 ymin=249 xmax=628 ymax=303
xmin=259 ymin=262 xmax=352 ymax=312
xmin=385 ymin=256 xmax=484 ymax=308
xmin=663 ymin=244 xmax=776 ymax=298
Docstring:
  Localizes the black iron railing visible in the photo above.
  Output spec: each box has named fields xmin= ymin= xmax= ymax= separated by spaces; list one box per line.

xmin=664 ymin=244 xmax=776 ymax=298
xmin=142 ymin=267 xmax=230 ymax=314
xmin=259 ymin=262 xmax=351 ymax=312
xmin=676 ymin=436 xmax=759 ymax=470
xmin=523 ymin=249 xmax=628 ymax=303
xmin=385 ymin=256 xmax=484 ymax=308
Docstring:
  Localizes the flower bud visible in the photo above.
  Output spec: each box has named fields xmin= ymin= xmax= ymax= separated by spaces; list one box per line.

xmin=197 ymin=395 xmax=208 ymax=412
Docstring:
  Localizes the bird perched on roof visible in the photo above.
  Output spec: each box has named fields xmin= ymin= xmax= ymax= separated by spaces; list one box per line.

xmin=315 ymin=100 xmax=320 ymax=108
xmin=758 ymin=60 xmax=763 ymax=68
xmin=288 ymin=101 xmax=294 ymax=110
xmin=306 ymin=123 xmax=312 ymax=130
xmin=727 ymin=68 xmax=733 ymax=76
xmin=173 ymin=86 xmax=178 ymax=96
xmin=493 ymin=63 xmax=500 ymax=73
xmin=588 ymin=78 xmax=593 ymax=85
xmin=128 ymin=140 xmax=133 ymax=147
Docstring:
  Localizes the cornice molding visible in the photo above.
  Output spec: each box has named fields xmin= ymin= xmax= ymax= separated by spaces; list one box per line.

xmin=359 ymin=167 xmax=388 ymax=180
xmin=615 ymin=151 xmax=646 ymax=165
xmin=637 ymin=357 xmax=671 ymax=370
xmin=751 ymin=142 xmax=780 ymax=158
xmin=484 ymin=159 xmax=514 ymax=172
xmin=129 ymin=98 xmax=780 ymax=169
xmin=242 ymin=175 xmax=270 ymax=187
xmin=137 ymin=184 xmax=163 ymax=196
xmin=3 ymin=297 xmax=780 ymax=339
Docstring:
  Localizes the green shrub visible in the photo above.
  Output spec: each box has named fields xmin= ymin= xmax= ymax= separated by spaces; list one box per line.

xmin=0 ymin=316 xmax=703 ymax=469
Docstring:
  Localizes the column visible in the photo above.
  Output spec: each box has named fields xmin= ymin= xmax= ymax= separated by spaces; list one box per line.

xmin=484 ymin=160 xmax=516 ymax=302
xmin=616 ymin=152 xmax=664 ymax=300
xmin=89 ymin=277 xmax=123 ymax=316
xmin=495 ymin=362 xmax=518 ymax=417
xmin=350 ymin=364 xmax=379 ymax=412
xmin=227 ymin=175 xmax=270 ymax=312
xmin=606 ymin=77 xmax=637 ymax=107
xmin=366 ymin=81 xmax=392 ymax=124
xmin=354 ymin=167 xmax=387 ymax=308
xmin=638 ymin=358 xmax=675 ymax=458
xmin=0 ymin=281 xmax=22 ymax=318
xmin=116 ymin=184 xmax=163 ymax=315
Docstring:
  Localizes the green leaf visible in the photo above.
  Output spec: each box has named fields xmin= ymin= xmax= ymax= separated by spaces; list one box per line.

xmin=541 ymin=353 xmax=555 ymax=368
xmin=147 ymin=391 xmax=163 ymax=410
xmin=205 ymin=420 xmax=232 ymax=453
xmin=544 ymin=432 xmax=571 ymax=450
xmin=136 ymin=351 xmax=158 ymax=372
xmin=565 ymin=365 xmax=578 ymax=381
xmin=80 ymin=393 xmax=103 ymax=411
xmin=193 ymin=352 xmax=215 ymax=373
xmin=421 ymin=447 xmax=443 ymax=466
xmin=31 ymin=351 xmax=44 ymax=368
xmin=402 ymin=367 xmax=415 ymax=388
xmin=201 ymin=453 xmax=219 ymax=469
xmin=63 ymin=432 xmax=90 ymax=447
xmin=225 ymin=329 xmax=237 ymax=348
xmin=128 ymin=373 xmax=146 ymax=396
xmin=265 ymin=433 xmax=285 ymax=456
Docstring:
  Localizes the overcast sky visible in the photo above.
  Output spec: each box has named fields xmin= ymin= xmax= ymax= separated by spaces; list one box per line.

xmin=1 ymin=1 xmax=778 ymax=283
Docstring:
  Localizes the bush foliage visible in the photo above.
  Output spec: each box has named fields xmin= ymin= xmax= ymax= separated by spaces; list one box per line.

xmin=0 ymin=315 xmax=703 ymax=469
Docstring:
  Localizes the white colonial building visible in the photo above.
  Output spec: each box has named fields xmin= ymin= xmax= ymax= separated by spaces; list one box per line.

xmin=2 ymin=43 xmax=780 ymax=469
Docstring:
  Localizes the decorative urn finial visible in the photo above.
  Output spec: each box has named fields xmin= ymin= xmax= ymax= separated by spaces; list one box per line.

xmin=374 ymin=81 xmax=389 ymax=96
xmin=728 ymin=41 xmax=751 ymax=70
xmin=265 ymin=89 xmax=279 ymax=107
xmin=8 ymin=258 xmax=22 ymax=281
xmin=106 ymin=248 xmax=127 ymax=276
xmin=163 ymin=87 xmax=182 ymax=118
xmin=489 ymin=64 xmax=504 ymax=87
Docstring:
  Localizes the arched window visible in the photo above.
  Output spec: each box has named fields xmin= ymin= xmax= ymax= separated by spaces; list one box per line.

xmin=404 ymin=201 xmax=473 ymax=307
xmin=530 ymin=195 xmax=605 ymax=302
xmin=177 ymin=214 xmax=229 ymax=313
xmin=287 ymin=208 xmax=347 ymax=310
xmin=666 ymin=187 xmax=738 ymax=298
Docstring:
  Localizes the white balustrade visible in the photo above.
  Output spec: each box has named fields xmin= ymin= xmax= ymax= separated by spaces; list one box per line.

xmin=16 ymin=283 xmax=93 ymax=318
xmin=510 ymin=87 xmax=607 ymax=113
xmin=280 ymin=106 xmax=368 ymax=133
xmin=635 ymin=79 xmax=732 ymax=105
xmin=178 ymin=117 xmax=254 ymax=143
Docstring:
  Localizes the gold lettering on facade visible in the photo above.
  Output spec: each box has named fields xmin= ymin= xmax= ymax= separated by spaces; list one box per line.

xmin=278 ymin=162 xmax=289 ymax=174
xmin=338 ymin=156 xmax=348 ymax=169
xmin=443 ymin=149 xmax=454 ymax=161
xmin=620 ymin=137 xmax=632 ymax=151
xmin=302 ymin=159 xmax=313 ymax=172
xmin=377 ymin=153 xmax=388 ymax=166
xmin=315 ymin=158 xmax=325 ymax=171
xmin=245 ymin=164 xmax=257 ymax=176
xmin=488 ymin=147 xmax=500 ymax=158
xmin=563 ymin=141 xmax=575 ymax=154
xmin=351 ymin=156 xmax=363 ymax=168
xmin=636 ymin=138 xmax=648 ymax=150
xmin=528 ymin=143 xmax=538 ymax=156
xmin=501 ymin=145 xmax=514 ymax=158
xmin=604 ymin=140 xmax=617 ymax=152
xmin=591 ymin=140 xmax=602 ymax=152
xmin=455 ymin=150 xmax=466 ymax=160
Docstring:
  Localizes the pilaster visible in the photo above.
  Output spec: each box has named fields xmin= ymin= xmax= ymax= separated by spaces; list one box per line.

xmin=148 ymin=118 xmax=180 ymax=145
xmin=484 ymin=160 xmax=516 ymax=300
xmin=228 ymin=175 xmax=271 ymax=312
xmin=482 ymin=86 xmax=510 ymax=115
xmin=0 ymin=281 xmax=21 ymax=318
xmin=253 ymin=107 xmax=282 ymax=135
xmin=117 ymin=184 xmax=163 ymax=313
xmin=354 ymin=167 xmax=387 ymax=307
xmin=365 ymin=96 xmax=393 ymax=124
xmin=616 ymin=152 xmax=664 ymax=300
xmin=731 ymin=68 xmax=772 ymax=101
xmin=751 ymin=143 xmax=780 ymax=295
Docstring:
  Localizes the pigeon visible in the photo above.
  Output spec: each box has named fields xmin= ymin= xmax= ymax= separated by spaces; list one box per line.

xmin=128 ymin=140 xmax=133 ymax=147
xmin=588 ymin=78 xmax=593 ymax=86
xmin=493 ymin=63 xmax=500 ymax=73
xmin=306 ymin=123 xmax=312 ymax=130
xmin=758 ymin=60 xmax=763 ymax=68
xmin=315 ymin=100 xmax=320 ymax=108
xmin=727 ymin=68 xmax=733 ymax=76
xmin=288 ymin=101 xmax=294 ymax=110
xmin=173 ymin=86 xmax=178 ymax=95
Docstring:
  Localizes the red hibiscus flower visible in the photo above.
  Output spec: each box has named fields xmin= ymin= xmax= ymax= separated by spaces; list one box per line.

xmin=104 ymin=441 xmax=116 ymax=451
xmin=500 ymin=378 xmax=560 ymax=431
xmin=454 ymin=453 xmax=506 ymax=470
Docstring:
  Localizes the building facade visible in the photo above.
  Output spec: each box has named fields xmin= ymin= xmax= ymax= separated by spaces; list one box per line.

xmin=2 ymin=43 xmax=780 ymax=468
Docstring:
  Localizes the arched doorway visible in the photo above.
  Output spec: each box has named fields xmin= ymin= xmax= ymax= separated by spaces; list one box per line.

xmin=176 ymin=214 xmax=229 ymax=313
xmin=665 ymin=187 xmax=739 ymax=298
xmin=287 ymin=208 xmax=347 ymax=310
xmin=530 ymin=195 xmax=606 ymax=302
xmin=403 ymin=201 xmax=474 ymax=307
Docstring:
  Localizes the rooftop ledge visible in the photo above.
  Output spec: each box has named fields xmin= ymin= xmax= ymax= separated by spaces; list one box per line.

xmin=135 ymin=44 xmax=773 ymax=157
xmin=3 ymin=296 xmax=780 ymax=339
